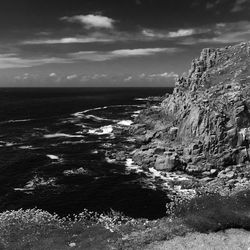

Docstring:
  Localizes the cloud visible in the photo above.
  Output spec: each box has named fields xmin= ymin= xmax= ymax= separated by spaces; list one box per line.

xmin=69 ymin=48 xmax=179 ymax=61
xmin=168 ymin=29 xmax=196 ymax=38
xmin=0 ymin=53 xmax=70 ymax=69
xmin=149 ymin=72 xmax=179 ymax=78
xmin=124 ymin=76 xmax=133 ymax=82
xmin=142 ymin=28 xmax=208 ymax=39
xmin=111 ymin=48 xmax=175 ymax=56
xmin=231 ymin=0 xmax=248 ymax=12
xmin=121 ymin=72 xmax=178 ymax=84
xmin=61 ymin=14 xmax=115 ymax=29
xmin=23 ymin=37 xmax=114 ymax=45
xmin=49 ymin=73 xmax=57 ymax=77
xmin=66 ymin=74 xmax=78 ymax=80
xmin=179 ymin=21 xmax=250 ymax=45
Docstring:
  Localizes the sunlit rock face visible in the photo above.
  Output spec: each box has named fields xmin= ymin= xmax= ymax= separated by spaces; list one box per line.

xmin=131 ymin=42 xmax=250 ymax=191
xmin=161 ymin=42 xmax=250 ymax=159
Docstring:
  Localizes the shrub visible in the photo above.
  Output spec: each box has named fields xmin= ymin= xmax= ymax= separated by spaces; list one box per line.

xmin=169 ymin=190 xmax=250 ymax=232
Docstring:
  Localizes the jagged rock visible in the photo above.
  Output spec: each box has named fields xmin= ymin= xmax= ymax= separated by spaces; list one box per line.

xmin=130 ymin=41 xmax=250 ymax=194
xmin=155 ymin=153 xmax=179 ymax=171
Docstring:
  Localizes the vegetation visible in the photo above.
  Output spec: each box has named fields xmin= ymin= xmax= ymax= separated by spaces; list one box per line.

xmin=171 ymin=189 xmax=250 ymax=233
xmin=0 ymin=190 xmax=250 ymax=249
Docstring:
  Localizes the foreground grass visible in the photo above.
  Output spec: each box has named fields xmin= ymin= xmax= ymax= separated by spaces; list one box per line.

xmin=0 ymin=190 xmax=250 ymax=249
xmin=0 ymin=208 xmax=191 ymax=250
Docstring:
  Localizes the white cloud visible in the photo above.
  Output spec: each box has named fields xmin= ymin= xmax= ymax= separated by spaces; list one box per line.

xmin=121 ymin=72 xmax=178 ymax=84
xmin=168 ymin=29 xmax=196 ymax=38
xmin=150 ymin=72 xmax=179 ymax=78
xmin=142 ymin=28 xmax=207 ymax=39
xmin=61 ymin=14 xmax=115 ymax=29
xmin=49 ymin=73 xmax=57 ymax=77
xmin=69 ymin=48 xmax=179 ymax=62
xmin=66 ymin=74 xmax=78 ymax=80
xmin=112 ymin=48 xmax=173 ymax=56
xmin=124 ymin=76 xmax=133 ymax=82
xmin=231 ymin=0 xmax=248 ymax=12
xmin=0 ymin=53 xmax=70 ymax=69
xmin=178 ymin=21 xmax=250 ymax=45
xmin=23 ymin=37 xmax=113 ymax=45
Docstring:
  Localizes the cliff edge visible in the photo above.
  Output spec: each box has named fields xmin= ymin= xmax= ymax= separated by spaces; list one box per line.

xmin=131 ymin=42 xmax=250 ymax=196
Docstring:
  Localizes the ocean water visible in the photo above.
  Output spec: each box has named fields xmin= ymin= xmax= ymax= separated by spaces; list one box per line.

xmin=0 ymin=87 xmax=172 ymax=219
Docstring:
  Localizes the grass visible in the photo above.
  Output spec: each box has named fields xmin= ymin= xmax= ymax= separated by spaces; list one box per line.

xmin=0 ymin=190 xmax=250 ymax=249
xmin=0 ymin=208 xmax=192 ymax=250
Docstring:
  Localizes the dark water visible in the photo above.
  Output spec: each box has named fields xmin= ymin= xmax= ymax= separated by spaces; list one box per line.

xmin=0 ymin=87 xmax=172 ymax=219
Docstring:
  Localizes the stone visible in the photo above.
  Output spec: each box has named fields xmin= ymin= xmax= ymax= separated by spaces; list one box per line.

xmin=155 ymin=154 xmax=179 ymax=171
xmin=186 ymin=164 xmax=203 ymax=175
xmin=154 ymin=146 xmax=165 ymax=155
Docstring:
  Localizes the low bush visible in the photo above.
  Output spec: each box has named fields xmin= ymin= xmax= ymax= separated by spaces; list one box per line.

xmin=0 ymin=208 xmax=137 ymax=249
xmin=170 ymin=190 xmax=250 ymax=232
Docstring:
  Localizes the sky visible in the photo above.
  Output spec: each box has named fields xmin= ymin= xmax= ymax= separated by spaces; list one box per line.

xmin=0 ymin=0 xmax=250 ymax=87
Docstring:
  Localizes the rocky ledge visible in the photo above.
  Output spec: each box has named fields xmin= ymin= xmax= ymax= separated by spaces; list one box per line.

xmin=129 ymin=42 xmax=250 ymax=197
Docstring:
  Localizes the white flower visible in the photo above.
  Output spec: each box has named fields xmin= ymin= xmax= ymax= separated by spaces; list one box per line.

xmin=69 ymin=242 xmax=76 ymax=247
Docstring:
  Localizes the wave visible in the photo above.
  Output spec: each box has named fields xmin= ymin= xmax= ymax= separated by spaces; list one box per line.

xmin=14 ymin=176 xmax=57 ymax=192
xmin=44 ymin=133 xmax=84 ymax=139
xmin=0 ymin=119 xmax=32 ymax=125
xmin=19 ymin=145 xmax=34 ymax=150
xmin=73 ymin=106 xmax=108 ymax=117
xmin=0 ymin=141 xmax=19 ymax=147
xmin=47 ymin=154 xmax=60 ymax=160
xmin=72 ymin=104 xmax=144 ymax=117
xmin=117 ymin=120 xmax=133 ymax=126
xmin=85 ymin=114 xmax=115 ymax=122
xmin=125 ymin=159 xmax=144 ymax=173
xmin=105 ymin=157 xmax=116 ymax=164
xmin=61 ymin=140 xmax=85 ymax=145
xmin=134 ymin=98 xmax=149 ymax=101
xmin=88 ymin=125 xmax=113 ymax=135
xmin=63 ymin=167 xmax=89 ymax=176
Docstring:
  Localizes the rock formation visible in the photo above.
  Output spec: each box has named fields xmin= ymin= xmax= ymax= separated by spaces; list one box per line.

xmin=130 ymin=42 xmax=250 ymax=194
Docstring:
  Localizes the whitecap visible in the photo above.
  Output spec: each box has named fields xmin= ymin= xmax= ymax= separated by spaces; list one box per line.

xmin=134 ymin=98 xmax=148 ymax=101
xmin=73 ymin=106 xmax=108 ymax=117
xmin=134 ymin=110 xmax=141 ymax=114
xmin=63 ymin=167 xmax=89 ymax=176
xmin=15 ymin=176 xmax=57 ymax=191
xmin=6 ymin=142 xmax=17 ymax=147
xmin=61 ymin=140 xmax=85 ymax=145
xmin=19 ymin=145 xmax=33 ymax=150
xmin=47 ymin=154 xmax=60 ymax=160
xmin=0 ymin=119 xmax=32 ymax=124
xmin=149 ymin=168 xmax=163 ymax=178
xmin=105 ymin=157 xmax=116 ymax=163
xmin=117 ymin=120 xmax=133 ymax=126
xmin=85 ymin=114 xmax=114 ymax=122
xmin=125 ymin=159 xmax=143 ymax=173
xmin=72 ymin=104 xmax=143 ymax=117
xmin=44 ymin=133 xmax=84 ymax=138
xmin=88 ymin=125 xmax=113 ymax=135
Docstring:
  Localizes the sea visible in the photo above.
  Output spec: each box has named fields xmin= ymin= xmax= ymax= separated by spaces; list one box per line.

xmin=0 ymin=87 xmax=173 ymax=219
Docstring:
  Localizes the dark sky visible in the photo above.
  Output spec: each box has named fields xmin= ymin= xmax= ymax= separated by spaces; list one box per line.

xmin=0 ymin=0 xmax=250 ymax=86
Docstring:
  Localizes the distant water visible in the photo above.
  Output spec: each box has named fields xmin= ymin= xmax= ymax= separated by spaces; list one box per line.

xmin=0 ymin=87 xmax=172 ymax=219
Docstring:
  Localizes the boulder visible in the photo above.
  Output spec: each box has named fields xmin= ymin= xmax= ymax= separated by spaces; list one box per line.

xmin=155 ymin=154 xmax=179 ymax=171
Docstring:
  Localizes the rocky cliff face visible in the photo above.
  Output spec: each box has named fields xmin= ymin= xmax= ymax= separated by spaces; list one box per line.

xmin=131 ymin=42 xmax=250 ymax=193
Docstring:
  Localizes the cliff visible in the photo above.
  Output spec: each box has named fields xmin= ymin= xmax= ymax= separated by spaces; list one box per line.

xmin=131 ymin=42 xmax=250 ymax=194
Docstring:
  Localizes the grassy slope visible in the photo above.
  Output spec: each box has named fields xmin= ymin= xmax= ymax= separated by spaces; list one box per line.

xmin=1 ymin=190 xmax=250 ymax=249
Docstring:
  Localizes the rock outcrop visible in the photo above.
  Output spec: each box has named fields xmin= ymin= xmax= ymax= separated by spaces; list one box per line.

xmin=130 ymin=42 xmax=250 ymax=194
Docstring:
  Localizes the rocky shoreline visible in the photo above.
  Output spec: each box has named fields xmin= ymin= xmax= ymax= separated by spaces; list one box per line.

xmin=111 ymin=42 xmax=250 ymax=204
